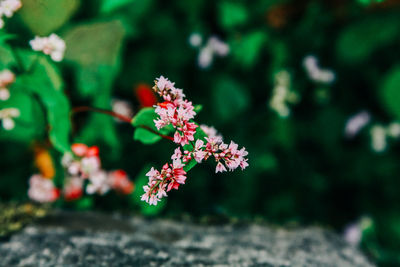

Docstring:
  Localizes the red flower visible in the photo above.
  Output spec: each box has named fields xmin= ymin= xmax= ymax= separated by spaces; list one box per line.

xmin=135 ymin=83 xmax=157 ymax=107
xmin=71 ymin=143 xmax=99 ymax=157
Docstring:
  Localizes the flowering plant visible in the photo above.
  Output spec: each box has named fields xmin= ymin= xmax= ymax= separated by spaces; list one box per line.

xmin=0 ymin=1 xmax=248 ymax=207
xmin=134 ymin=76 xmax=249 ymax=205
xmin=27 ymin=76 xmax=249 ymax=206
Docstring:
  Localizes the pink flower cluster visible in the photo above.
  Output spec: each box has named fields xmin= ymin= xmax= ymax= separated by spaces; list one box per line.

xmin=153 ymin=76 xmax=197 ymax=146
xmin=141 ymin=76 xmax=249 ymax=205
xmin=28 ymin=174 xmax=60 ymax=203
xmin=141 ymin=160 xmax=186 ymax=205
xmin=27 ymin=143 xmax=134 ymax=203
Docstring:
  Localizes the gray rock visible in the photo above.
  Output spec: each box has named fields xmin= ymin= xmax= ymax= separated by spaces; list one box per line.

xmin=0 ymin=211 xmax=374 ymax=267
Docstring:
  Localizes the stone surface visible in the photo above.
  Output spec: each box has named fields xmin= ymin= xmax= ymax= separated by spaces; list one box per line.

xmin=0 ymin=211 xmax=374 ymax=266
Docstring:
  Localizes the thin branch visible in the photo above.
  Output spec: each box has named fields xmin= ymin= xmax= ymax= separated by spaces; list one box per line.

xmin=71 ymin=106 xmax=132 ymax=123
xmin=71 ymin=106 xmax=174 ymax=142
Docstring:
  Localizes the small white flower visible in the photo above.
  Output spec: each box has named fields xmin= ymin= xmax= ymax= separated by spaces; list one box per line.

xmin=0 ymin=87 xmax=10 ymax=100
xmin=369 ymin=122 xmax=400 ymax=152
xmin=81 ymin=156 xmax=101 ymax=176
xmin=0 ymin=69 xmax=15 ymax=87
xmin=30 ymin=34 xmax=66 ymax=62
xmin=28 ymin=174 xmax=59 ymax=203
xmin=303 ymin=55 xmax=335 ymax=84
xmin=198 ymin=46 xmax=213 ymax=69
xmin=29 ymin=36 xmax=46 ymax=51
xmin=112 ymin=99 xmax=133 ymax=122
xmin=61 ymin=152 xmax=74 ymax=168
xmin=370 ymin=125 xmax=387 ymax=152
xmin=200 ymin=124 xmax=223 ymax=140
xmin=0 ymin=0 xmax=21 ymax=29
xmin=189 ymin=33 xmax=202 ymax=47
xmin=208 ymin=36 xmax=230 ymax=56
xmin=343 ymin=216 xmax=372 ymax=247
xmin=345 ymin=111 xmax=371 ymax=138
xmin=269 ymin=70 xmax=299 ymax=117
xmin=86 ymin=170 xmax=110 ymax=195
xmin=387 ymin=122 xmax=400 ymax=138
xmin=2 ymin=117 xmax=14 ymax=130
xmin=0 ymin=69 xmax=15 ymax=100
xmin=0 ymin=0 xmax=22 ymax=18
xmin=192 ymin=35 xmax=229 ymax=69
xmin=215 ymin=162 xmax=227 ymax=173
xmin=0 ymin=107 xmax=20 ymax=130
xmin=344 ymin=222 xmax=362 ymax=246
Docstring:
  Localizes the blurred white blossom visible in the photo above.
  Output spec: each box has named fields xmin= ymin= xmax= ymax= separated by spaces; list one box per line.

xmin=112 ymin=99 xmax=133 ymax=122
xmin=370 ymin=122 xmax=400 ymax=152
xmin=387 ymin=122 xmax=400 ymax=138
xmin=0 ymin=107 xmax=19 ymax=130
xmin=343 ymin=216 xmax=372 ymax=247
xmin=190 ymin=33 xmax=229 ymax=69
xmin=0 ymin=0 xmax=21 ymax=29
xmin=30 ymin=34 xmax=66 ymax=62
xmin=200 ymin=124 xmax=223 ymax=140
xmin=303 ymin=55 xmax=335 ymax=84
xmin=60 ymin=144 xmax=133 ymax=199
xmin=345 ymin=111 xmax=371 ymax=138
xmin=208 ymin=36 xmax=229 ymax=56
xmin=0 ymin=69 xmax=15 ymax=101
xmin=269 ymin=70 xmax=299 ymax=117
xmin=370 ymin=125 xmax=387 ymax=152
xmin=343 ymin=222 xmax=362 ymax=246
xmin=28 ymin=174 xmax=59 ymax=203
xmin=86 ymin=170 xmax=110 ymax=195
xmin=188 ymin=33 xmax=202 ymax=47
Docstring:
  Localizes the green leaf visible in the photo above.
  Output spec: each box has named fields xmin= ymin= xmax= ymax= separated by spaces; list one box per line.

xmin=218 ymin=2 xmax=248 ymax=30
xmin=183 ymin=159 xmax=197 ymax=172
xmin=380 ymin=66 xmax=400 ymax=119
xmin=212 ymin=77 xmax=250 ymax=122
xmin=336 ymin=16 xmax=400 ymax=64
xmin=64 ymin=20 xmax=126 ymax=67
xmin=133 ymin=128 xmax=162 ymax=145
xmin=0 ymin=32 xmax=17 ymax=44
xmin=0 ymin=45 xmax=17 ymax=69
xmin=15 ymin=55 xmax=71 ymax=153
xmin=74 ymin=197 xmax=94 ymax=210
xmin=63 ymin=20 xmax=126 ymax=154
xmin=132 ymin=107 xmax=174 ymax=145
xmin=100 ymin=0 xmax=133 ymax=13
xmin=0 ymin=87 xmax=46 ymax=142
xmin=63 ymin=20 xmax=126 ymax=98
xmin=14 ymin=49 xmax=39 ymax=71
xmin=76 ymin=66 xmax=120 ymax=158
xmin=19 ymin=0 xmax=80 ymax=35
xmin=194 ymin=123 xmax=207 ymax=140
xmin=231 ymin=31 xmax=268 ymax=68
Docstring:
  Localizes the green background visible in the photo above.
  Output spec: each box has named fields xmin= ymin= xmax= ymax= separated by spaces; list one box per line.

xmin=0 ymin=0 xmax=400 ymax=265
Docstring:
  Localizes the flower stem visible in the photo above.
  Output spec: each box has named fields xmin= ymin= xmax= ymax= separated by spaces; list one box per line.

xmin=71 ymin=106 xmax=174 ymax=141
xmin=71 ymin=106 xmax=132 ymax=123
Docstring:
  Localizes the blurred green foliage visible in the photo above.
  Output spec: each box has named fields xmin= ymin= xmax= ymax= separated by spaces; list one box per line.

xmin=0 ymin=0 xmax=400 ymax=265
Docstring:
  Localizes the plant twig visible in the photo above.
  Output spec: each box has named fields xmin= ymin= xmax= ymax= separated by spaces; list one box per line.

xmin=71 ymin=106 xmax=174 ymax=141
xmin=71 ymin=106 xmax=132 ymax=123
